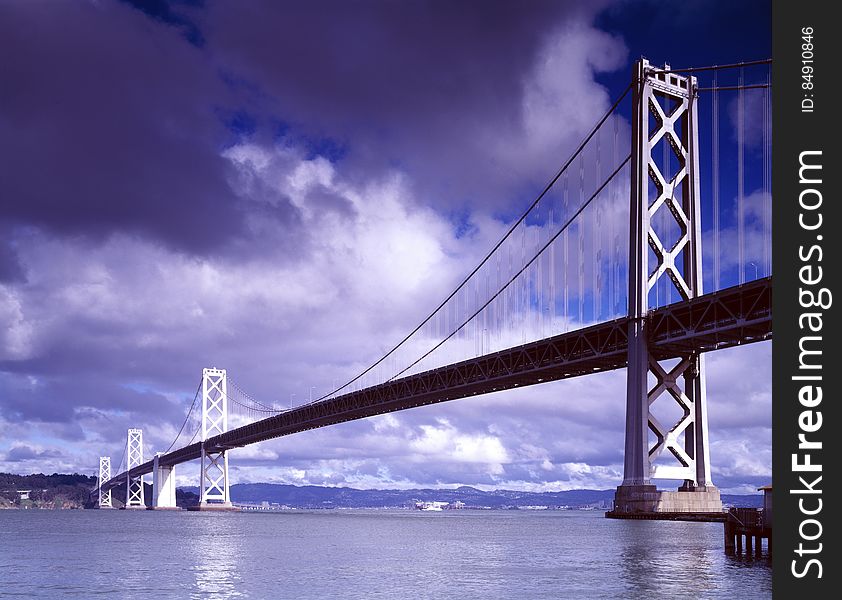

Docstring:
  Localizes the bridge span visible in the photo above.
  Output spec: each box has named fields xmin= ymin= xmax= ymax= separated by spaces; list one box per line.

xmin=100 ymin=276 xmax=770 ymax=493
xmin=95 ymin=57 xmax=773 ymax=516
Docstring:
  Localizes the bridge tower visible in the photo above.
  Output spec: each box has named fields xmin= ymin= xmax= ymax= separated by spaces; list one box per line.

xmin=199 ymin=367 xmax=234 ymax=509
xmin=612 ymin=58 xmax=722 ymax=515
xmin=125 ymin=428 xmax=146 ymax=509
xmin=97 ymin=456 xmax=113 ymax=509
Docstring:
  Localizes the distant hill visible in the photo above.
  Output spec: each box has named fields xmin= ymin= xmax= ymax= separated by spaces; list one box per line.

xmin=0 ymin=473 xmax=200 ymax=509
xmin=180 ymin=482 xmax=762 ymax=510
xmin=0 ymin=472 xmax=96 ymax=509
xmin=0 ymin=472 xmax=762 ymax=511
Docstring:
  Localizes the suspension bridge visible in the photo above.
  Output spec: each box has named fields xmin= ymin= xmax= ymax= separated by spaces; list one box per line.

xmin=95 ymin=58 xmax=773 ymax=516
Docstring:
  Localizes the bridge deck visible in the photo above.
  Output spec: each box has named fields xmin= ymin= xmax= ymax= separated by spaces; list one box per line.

xmin=102 ymin=277 xmax=771 ymax=492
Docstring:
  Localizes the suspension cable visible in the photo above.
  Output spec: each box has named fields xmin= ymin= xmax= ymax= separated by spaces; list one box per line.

xmin=389 ymin=155 xmax=631 ymax=381
xmin=649 ymin=59 xmax=771 ymax=75
xmin=307 ymin=80 xmax=634 ymax=404
xmin=162 ymin=379 xmax=202 ymax=453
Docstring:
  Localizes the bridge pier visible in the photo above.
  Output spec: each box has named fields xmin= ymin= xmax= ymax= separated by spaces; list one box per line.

xmin=609 ymin=59 xmax=721 ymax=518
xmin=151 ymin=454 xmax=178 ymax=510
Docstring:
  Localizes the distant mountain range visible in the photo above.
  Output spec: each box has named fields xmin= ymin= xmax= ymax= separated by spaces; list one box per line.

xmin=179 ymin=482 xmax=762 ymax=510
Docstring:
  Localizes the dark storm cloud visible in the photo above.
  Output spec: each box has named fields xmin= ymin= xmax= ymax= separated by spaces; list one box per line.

xmin=200 ymin=0 xmax=621 ymax=211
xmin=0 ymin=1 xmax=244 ymax=253
xmin=1 ymin=0 xmax=620 ymax=253
xmin=4 ymin=444 xmax=63 ymax=462
xmin=0 ymin=372 xmax=181 ymax=425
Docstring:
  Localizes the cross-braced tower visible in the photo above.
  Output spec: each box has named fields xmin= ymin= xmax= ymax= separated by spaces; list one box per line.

xmin=199 ymin=367 xmax=233 ymax=508
xmin=125 ymin=428 xmax=146 ymax=509
xmin=98 ymin=456 xmax=112 ymax=508
xmin=613 ymin=58 xmax=722 ymax=514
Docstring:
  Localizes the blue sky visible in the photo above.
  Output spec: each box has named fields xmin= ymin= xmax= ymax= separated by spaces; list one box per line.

xmin=0 ymin=0 xmax=771 ymax=493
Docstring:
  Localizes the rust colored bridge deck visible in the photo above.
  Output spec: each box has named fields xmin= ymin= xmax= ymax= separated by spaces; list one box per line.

xmin=102 ymin=277 xmax=771 ymax=492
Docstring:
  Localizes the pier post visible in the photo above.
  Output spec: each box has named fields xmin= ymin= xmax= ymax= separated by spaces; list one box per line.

xmin=724 ymin=521 xmax=735 ymax=554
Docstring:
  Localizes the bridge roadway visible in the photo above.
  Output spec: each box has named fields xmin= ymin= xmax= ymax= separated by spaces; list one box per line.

xmin=101 ymin=277 xmax=772 ymax=492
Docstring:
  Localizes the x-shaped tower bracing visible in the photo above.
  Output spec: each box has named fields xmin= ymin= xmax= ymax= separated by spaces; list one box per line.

xmin=617 ymin=58 xmax=718 ymax=511
xmin=125 ymin=428 xmax=145 ymax=508
xmin=200 ymin=367 xmax=231 ymax=506
xmin=98 ymin=456 xmax=112 ymax=508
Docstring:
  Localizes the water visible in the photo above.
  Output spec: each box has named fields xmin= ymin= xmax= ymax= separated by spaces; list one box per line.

xmin=1 ymin=509 xmax=770 ymax=599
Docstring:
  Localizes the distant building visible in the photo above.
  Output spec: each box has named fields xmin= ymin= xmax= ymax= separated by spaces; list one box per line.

xmin=758 ymin=484 xmax=772 ymax=527
xmin=16 ymin=490 xmax=31 ymax=501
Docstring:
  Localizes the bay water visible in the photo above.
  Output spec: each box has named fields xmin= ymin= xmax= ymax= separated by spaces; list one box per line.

xmin=0 ymin=509 xmax=771 ymax=598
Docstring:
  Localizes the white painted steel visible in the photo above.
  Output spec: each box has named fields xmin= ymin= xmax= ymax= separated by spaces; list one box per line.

xmin=98 ymin=456 xmax=112 ymax=508
xmin=622 ymin=59 xmax=713 ymax=489
xmin=200 ymin=368 xmax=231 ymax=505
xmin=125 ymin=428 xmax=145 ymax=508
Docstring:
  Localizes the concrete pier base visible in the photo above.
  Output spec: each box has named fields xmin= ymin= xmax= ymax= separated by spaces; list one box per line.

xmin=152 ymin=455 xmax=178 ymax=510
xmin=607 ymin=484 xmax=723 ymax=518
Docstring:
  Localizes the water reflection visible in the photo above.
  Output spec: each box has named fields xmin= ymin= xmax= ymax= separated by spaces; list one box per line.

xmin=1 ymin=509 xmax=770 ymax=598
xmin=188 ymin=513 xmax=246 ymax=600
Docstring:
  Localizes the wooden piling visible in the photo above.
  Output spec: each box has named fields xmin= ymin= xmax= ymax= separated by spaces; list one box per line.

xmin=723 ymin=508 xmax=771 ymax=557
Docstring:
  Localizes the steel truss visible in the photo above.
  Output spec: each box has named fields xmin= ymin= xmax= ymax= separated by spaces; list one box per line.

xmin=200 ymin=368 xmax=231 ymax=505
xmin=125 ymin=429 xmax=145 ymax=508
xmin=623 ymin=58 xmax=712 ymax=487
xmin=98 ymin=456 xmax=112 ymax=508
xmin=100 ymin=278 xmax=770 ymax=491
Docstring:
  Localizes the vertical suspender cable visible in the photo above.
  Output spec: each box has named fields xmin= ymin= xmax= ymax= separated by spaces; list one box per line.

xmin=712 ymin=70 xmax=720 ymax=290
xmin=563 ymin=173 xmax=569 ymax=331
xmin=474 ymin=268 xmax=479 ymax=356
xmin=763 ymin=73 xmax=772 ymax=276
xmin=737 ymin=67 xmax=745 ymax=284
xmin=549 ymin=206 xmax=555 ymax=335
xmin=537 ymin=203 xmax=542 ymax=338
xmin=612 ymin=116 xmax=619 ymax=315
xmin=518 ymin=220 xmax=526 ymax=344
xmin=594 ymin=129 xmax=601 ymax=321
xmin=576 ymin=157 xmax=585 ymax=327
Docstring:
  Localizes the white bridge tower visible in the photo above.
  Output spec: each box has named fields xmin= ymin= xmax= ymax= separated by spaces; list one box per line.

xmin=612 ymin=58 xmax=722 ymax=515
xmin=125 ymin=428 xmax=146 ymax=509
xmin=199 ymin=367 xmax=234 ymax=509
xmin=97 ymin=456 xmax=112 ymax=509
